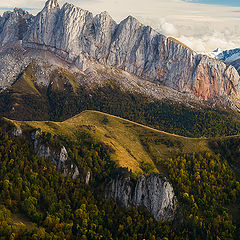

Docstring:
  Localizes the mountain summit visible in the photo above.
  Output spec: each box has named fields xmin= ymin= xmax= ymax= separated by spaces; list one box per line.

xmin=45 ymin=0 xmax=60 ymax=9
xmin=0 ymin=0 xmax=239 ymax=101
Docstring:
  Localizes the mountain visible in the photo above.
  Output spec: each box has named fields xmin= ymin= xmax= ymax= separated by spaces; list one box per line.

xmin=212 ymin=48 xmax=240 ymax=76
xmin=205 ymin=47 xmax=240 ymax=75
xmin=0 ymin=0 xmax=240 ymax=139
xmin=0 ymin=0 xmax=239 ymax=102
xmin=0 ymin=1 xmax=240 ymax=238
xmin=216 ymin=48 xmax=240 ymax=63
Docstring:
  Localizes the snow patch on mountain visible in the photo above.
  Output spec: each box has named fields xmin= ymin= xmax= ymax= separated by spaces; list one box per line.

xmin=204 ymin=48 xmax=240 ymax=64
xmin=216 ymin=48 xmax=240 ymax=63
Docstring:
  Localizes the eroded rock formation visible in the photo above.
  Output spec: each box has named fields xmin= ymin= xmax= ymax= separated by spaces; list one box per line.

xmin=105 ymin=173 xmax=177 ymax=221
xmin=31 ymin=129 xmax=79 ymax=179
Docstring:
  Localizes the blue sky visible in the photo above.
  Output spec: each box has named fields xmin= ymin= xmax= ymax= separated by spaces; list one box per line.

xmin=189 ymin=1 xmax=240 ymax=7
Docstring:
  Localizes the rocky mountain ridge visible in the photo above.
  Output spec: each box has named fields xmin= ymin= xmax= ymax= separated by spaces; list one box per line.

xmin=213 ymin=48 xmax=240 ymax=76
xmin=215 ymin=48 xmax=240 ymax=64
xmin=0 ymin=8 xmax=33 ymax=46
xmin=0 ymin=0 xmax=239 ymax=101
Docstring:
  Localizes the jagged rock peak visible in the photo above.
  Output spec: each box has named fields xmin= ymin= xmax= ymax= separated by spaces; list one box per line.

xmin=0 ymin=8 xmax=33 ymax=46
xmin=61 ymin=2 xmax=91 ymax=16
xmin=125 ymin=15 xmax=139 ymax=22
xmin=97 ymin=11 xmax=113 ymax=19
xmin=44 ymin=0 xmax=60 ymax=11
xmin=13 ymin=8 xmax=30 ymax=15
xmin=62 ymin=2 xmax=81 ymax=10
xmin=120 ymin=15 xmax=141 ymax=27
xmin=94 ymin=11 xmax=116 ymax=25
xmin=1 ymin=7 xmax=32 ymax=18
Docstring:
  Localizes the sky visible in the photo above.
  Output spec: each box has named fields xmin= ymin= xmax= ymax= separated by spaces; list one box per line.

xmin=0 ymin=0 xmax=240 ymax=52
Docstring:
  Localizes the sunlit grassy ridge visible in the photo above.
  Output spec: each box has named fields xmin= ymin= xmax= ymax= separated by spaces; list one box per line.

xmin=168 ymin=37 xmax=193 ymax=51
xmin=8 ymin=110 xmax=211 ymax=174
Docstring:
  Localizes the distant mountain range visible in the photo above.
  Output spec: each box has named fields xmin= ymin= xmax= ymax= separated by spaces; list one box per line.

xmin=216 ymin=48 xmax=240 ymax=63
xmin=216 ymin=48 xmax=240 ymax=75
xmin=204 ymin=48 xmax=240 ymax=75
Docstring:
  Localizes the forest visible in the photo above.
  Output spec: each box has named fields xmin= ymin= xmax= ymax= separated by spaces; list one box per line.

xmin=1 ymin=84 xmax=240 ymax=138
xmin=0 ymin=117 xmax=240 ymax=239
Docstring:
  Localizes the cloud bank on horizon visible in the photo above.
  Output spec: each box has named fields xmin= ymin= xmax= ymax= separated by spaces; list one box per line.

xmin=0 ymin=0 xmax=240 ymax=52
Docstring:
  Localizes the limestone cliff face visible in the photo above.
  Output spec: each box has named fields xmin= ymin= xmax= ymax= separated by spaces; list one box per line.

xmin=105 ymin=173 xmax=177 ymax=221
xmin=23 ymin=0 xmax=117 ymax=69
xmin=192 ymin=55 xmax=240 ymax=100
xmin=21 ymin=0 xmax=239 ymax=100
xmin=0 ymin=9 xmax=34 ymax=88
xmin=0 ymin=0 xmax=239 ymax=100
xmin=31 ymin=130 xmax=79 ymax=179
xmin=0 ymin=8 xmax=33 ymax=46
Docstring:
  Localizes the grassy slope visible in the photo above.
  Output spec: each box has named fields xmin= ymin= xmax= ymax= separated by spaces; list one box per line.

xmin=11 ymin=64 xmax=41 ymax=96
xmin=8 ymin=110 xmax=210 ymax=174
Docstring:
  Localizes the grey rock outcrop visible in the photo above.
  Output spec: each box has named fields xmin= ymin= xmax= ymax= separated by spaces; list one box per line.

xmin=85 ymin=171 xmax=91 ymax=184
xmin=0 ymin=0 xmax=239 ymax=101
xmin=58 ymin=146 xmax=68 ymax=169
xmin=12 ymin=127 xmax=22 ymax=136
xmin=32 ymin=130 xmax=51 ymax=158
xmin=72 ymin=166 xmax=79 ymax=180
xmin=24 ymin=0 xmax=60 ymax=47
xmin=0 ymin=41 xmax=34 ymax=89
xmin=105 ymin=173 xmax=177 ymax=221
xmin=31 ymin=130 xmax=79 ymax=179
xmin=0 ymin=8 xmax=33 ymax=47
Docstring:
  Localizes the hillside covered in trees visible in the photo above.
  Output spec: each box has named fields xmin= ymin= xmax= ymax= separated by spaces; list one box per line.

xmin=1 ymin=83 xmax=240 ymax=138
xmin=0 ymin=112 xmax=239 ymax=239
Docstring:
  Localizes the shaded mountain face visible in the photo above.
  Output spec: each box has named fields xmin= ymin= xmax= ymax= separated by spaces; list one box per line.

xmin=216 ymin=48 xmax=240 ymax=64
xmin=0 ymin=0 xmax=239 ymax=101
xmin=0 ymin=8 xmax=33 ymax=45
xmin=213 ymin=48 xmax=240 ymax=76
xmin=230 ymin=59 xmax=240 ymax=75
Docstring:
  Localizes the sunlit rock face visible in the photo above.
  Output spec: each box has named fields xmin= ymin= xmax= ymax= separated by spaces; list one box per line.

xmin=105 ymin=173 xmax=177 ymax=221
xmin=0 ymin=0 xmax=239 ymax=101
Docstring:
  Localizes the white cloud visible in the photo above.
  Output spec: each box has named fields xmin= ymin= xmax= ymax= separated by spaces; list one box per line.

xmin=0 ymin=0 xmax=240 ymax=52
xmin=160 ymin=21 xmax=178 ymax=36
xmin=141 ymin=17 xmax=240 ymax=52
xmin=177 ymin=35 xmax=239 ymax=53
